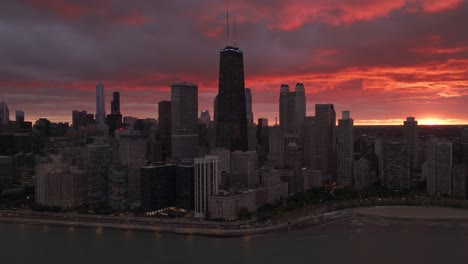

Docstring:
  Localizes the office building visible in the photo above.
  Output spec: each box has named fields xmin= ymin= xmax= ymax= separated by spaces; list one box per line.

xmin=15 ymin=111 xmax=24 ymax=123
xmin=354 ymin=157 xmax=371 ymax=189
xmin=313 ymin=104 xmax=336 ymax=178
xmin=337 ymin=111 xmax=354 ymax=187
xmin=194 ymin=155 xmax=220 ymax=218
xmin=303 ymin=116 xmax=316 ymax=169
xmin=86 ymin=138 xmax=112 ymax=209
xmin=200 ymin=110 xmax=211 ymax=126
xmin=95 ymin=83 xmax=106 ymax=125
xmin=381 ymin=141 xmax=410 ymax=190
xmin=171 ymin=82 xmax=198 ymax=160
xmin=0 ymin=100 xmax=9 ymax=126
xmin=403 ymin=117 xmax=419 ymax=170
xmin=452 ymin=163 xmax=467 ymax=199
xmin=231 ymin=151 xmax=258 ymax=188
xmin=0 ymin=156 xmax=14 ymax=191
xmin=247 ymin=123 xmax=257 ymax=151
xmin=158 ymin=101 xmax=171 ymax=161
xmin=245 ymin=88 xmax=253 ymax=124
xmin=107 ymin=165 xmax=129 ymax=210
xmin=140 ymin=164 xmax=176 ymax=212
xmin=35 ymin=155 xmax=87 ymax=208
xmin=268 ymin=125 xmax=284 ymax=168
xmin=426 ymin=138 xmax=453 ymax=196
xmin=176 ymin=164 xmax=195 ymax=210
xmin=216 ymin=46 xmax=248 ymax=151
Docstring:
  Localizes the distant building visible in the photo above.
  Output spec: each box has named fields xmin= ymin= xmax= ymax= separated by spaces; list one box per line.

xmin=0 ymin=100 xmax=9 ymax=126
xmin=171 ymin=82 xmax=198 ymax=160
xmin=200 ymin=110 xmax=211 ymax=126
xmin=245 ymin=88 xmax=253 ymax=124
xmin=86 ymin=138 xmax=112 ymax=209
xmin=158 ymin=101 xmax=171 ymax=161
xmin=231 ymin=151 xmax=258 ymax=188
xmin=268 ymin=125 xmax=284 ymax=168
xmin=337 ymin=111 xmax=354 ymax=187
xmin=403 ymin=117 xmax=419 ymax=170
xmin=313 ymin=104 xmax=336 ymax=178
xmin=302 ymin=116 xmax=315 ymax=169
xmin=247 ymin=123 xmax=257 ymax=151
xmin=175 ymin=164 xmax=195 ymax=210
xmin=35 ymin=155 xmax=87 ymax=208
xmin=194 ymin=155 xmax=220 ymax=218
xmin=118 ymin=134 xmax=146 ymax=204
xmin=426 ymin=138 xmax=452 ymax=196
xmin=15 ymin=110 xmax=24 ymax=123
xmin=95 ymin=83 xmax=106 ymax=125
xmin=354 ymin=157 xmax=371 ymax=189
xmin=452 ymin=163 xmax=467 ymax=199
xmin=107 ymin=165 xmax=129 ymax=210
xmin=216 ymin=46 xmax=248 ymax=151
xmin=140 ymin=164 xmax=176 ymax=212
xmin=381 ymin=141 xmax=410 ymax=190
xmin=0 ymin=156 xmax=14 ymax=191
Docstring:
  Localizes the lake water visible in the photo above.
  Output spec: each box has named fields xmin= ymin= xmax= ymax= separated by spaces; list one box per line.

xmin=2 ymin=215 xmax=468 ymax=264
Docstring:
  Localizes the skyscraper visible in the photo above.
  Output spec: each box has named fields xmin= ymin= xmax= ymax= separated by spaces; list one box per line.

xmin=15 ymin=110 xmax=24 ymax=123
xmin=302 ymin=116 xmax=316 ymax=169
xmin=245 ymin=88 xmax=253 ymax=124
xmin=313 ymin=104 xmax=336 ymax=178
xmin=294 ymin=82 xmax=306 ymax=139
xmin=95 ymin=83 xmax=106 ymax=125
xmin=171 ymin=82 xmax=198 ymax=160
xmin=158 ymin=101 xmax=171 ymax=161
xmin=337 ymin=111 xmax=354 ymax=187
xmin=381 ymin=141 xmax=410 ymax=190
xmin=86 ymin=138 xmax=112 ymax=209
xmin=279 ymin=82 xmax=306 ymax=139
xmin=216 ymin=46 xmax=248 ymax=151
xmin=279 ymin=84 xmax=295 ymax=135
xmin=426 ymin=139 xmax=452 ymax=196
xmin=403 ymin=117 xmax=418 ymax=170
xmin=0 ymin=100 xmax=9 ymax=126
xmin=111 ymin=92 xmax=121 ymax=115
xmin=194 ymin=155 xmax=220 ymax=218
xmin=200 ymin=110 xmax=211 ymax=126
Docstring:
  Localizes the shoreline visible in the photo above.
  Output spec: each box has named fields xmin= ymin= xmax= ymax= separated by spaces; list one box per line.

xmin=3 ymin=205 xmax=468 ymax=237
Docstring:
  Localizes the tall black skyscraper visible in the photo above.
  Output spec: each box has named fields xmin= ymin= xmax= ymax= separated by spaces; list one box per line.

xmin=158 ymin=101 xmax=171 ymax=161
xmin=216 ymin=46 xmax=247 ymax=151
xmin=111 ymin=92 xmax=121 ymax=115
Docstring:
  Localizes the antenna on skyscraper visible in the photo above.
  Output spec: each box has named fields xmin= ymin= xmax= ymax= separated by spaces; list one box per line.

xmin=234 ymin=17 xmax=237 ymax=46
xmin=226 ymin=9 xmax=230 ymax=41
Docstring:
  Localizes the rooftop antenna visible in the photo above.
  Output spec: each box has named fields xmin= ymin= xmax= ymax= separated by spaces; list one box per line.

xmin=234 ymin=17 xmax=237 ymax=46
xmin=226 ymin=9 xmax=230 ymax=41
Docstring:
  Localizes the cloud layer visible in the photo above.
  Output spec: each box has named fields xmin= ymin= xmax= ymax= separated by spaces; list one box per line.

xmin=1 ymin=0 xmax=468 ymax=125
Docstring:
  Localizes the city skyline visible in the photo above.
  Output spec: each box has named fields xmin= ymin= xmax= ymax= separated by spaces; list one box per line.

xmin=1 ymin=1 xmax=468 ymax=125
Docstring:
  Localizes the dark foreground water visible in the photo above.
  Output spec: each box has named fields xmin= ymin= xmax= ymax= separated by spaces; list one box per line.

xmin=2 ymin=216 xmax=468 ymax=264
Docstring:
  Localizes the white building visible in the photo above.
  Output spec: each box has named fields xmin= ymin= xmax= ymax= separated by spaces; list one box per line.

xmin=194 ymin=155 xmax=220 ymax=218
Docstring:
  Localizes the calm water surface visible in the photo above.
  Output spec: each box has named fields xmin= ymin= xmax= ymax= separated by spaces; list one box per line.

xmin=2 ymin=216 xmax=468 ymax=264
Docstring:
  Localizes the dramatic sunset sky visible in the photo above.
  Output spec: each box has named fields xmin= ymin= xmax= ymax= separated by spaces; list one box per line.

xmin=1 ymin=0 xmax=468 ymax=125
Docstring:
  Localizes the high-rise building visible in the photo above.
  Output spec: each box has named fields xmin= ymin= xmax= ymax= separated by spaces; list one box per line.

xmin=200 ymin=110 xmax=211 ymax=126
xmin=158 ymin=101 xmax=171 ymax=161
xmin=0 ymin=156 xmax=14 ymax=191
xmin=354 ymin=157 xmax=371 ymax=189
xmin=247 ymin=123 xmax=257 ymax=151
xmin=118 ymin=134 xmax=147 ymax=204
xmin=35 ymin=155 xmax=87 ymax=209
xmin=426 ymin=139 xmax=453 ymax=196
xmin=302 ymin=116 xmax=316 ymax=169
xmin=245 ymin=88 xmax=253 ymax=124
xmin=279 ymin=84 xmax=295 ymax=135
xmin=294 ymin=82 xmax=306 ymax=139
xmin=0 ymin=100 xmax=10 ymax=126
xmin=268 ymin=125 xmax=284 ymax=168
xmin=171 ymin=82 xmax=198 ymax=160
xmin=403 ymin=117 xmax=419 ymax=170
xmin=257 ymin=118 xmax=269 ymax=164
xmin=175 ymin=164 xmax=195 ymax=210
xmin=111 ymin=92 xmax=121 ymax=115
xmin=86 ymin=138 xmax=112 ymax=209
xmin=140 ymin=164 xmax=176 ymax=212
xmin=216 ymin=46 xmax=248 ymax=151
xmin=279 ymin=83 xmax=306 ymax=139
xmin=313 ymin=104 xmax=336 ymax=178
xmin=381 ymin=141 xmax=410 ymax=190
xmin=461 ymin=128 xmax=468 ymax=144
xmin=107 ymin=164 xmax=128 ymax=210
xmin=231 ymin=151 xmax=258 ymax=188
xmin=15 ymin=111 xmax=24 ymax=123
xmin=337 ymin=111 xmax=354 ymax=187
xmin=452 ymin=163 xmax=467 ymax=199
xmin=95 ymin=83 xmax=106 ymax=125
xmin=194 ymin=155 xmax=220 ymax=218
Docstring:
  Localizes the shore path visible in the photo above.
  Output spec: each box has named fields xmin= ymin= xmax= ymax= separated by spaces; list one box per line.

xmin=354 ymin=206 xmax=468 ymax=220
